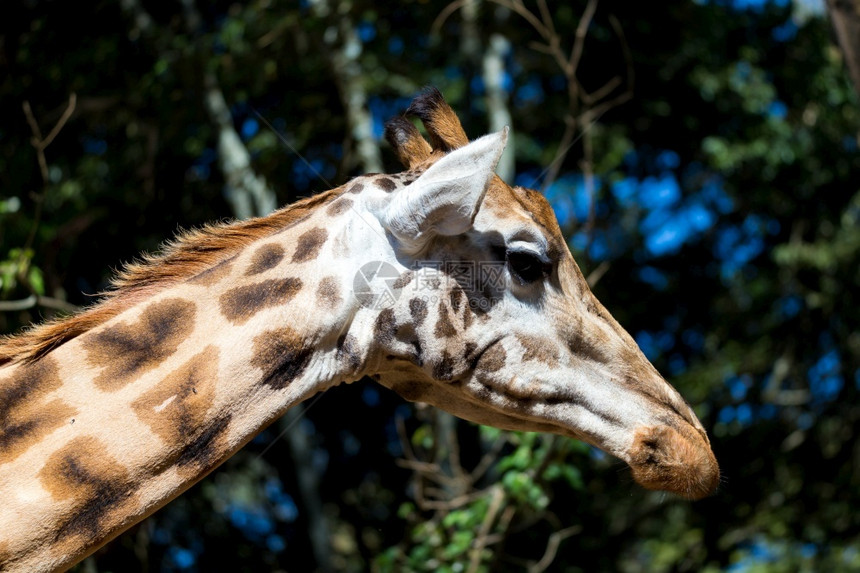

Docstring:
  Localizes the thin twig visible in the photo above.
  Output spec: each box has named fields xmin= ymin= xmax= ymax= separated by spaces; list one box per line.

xmin=532 ymin=435 xmax=559 ymax=484
xmin=586 ymin=261 xmax=611 ymax=288
xmin=608 ymin=13 xmax=635 ymax=96
xmin=40 ymin=94 xmax=77 ymax=150
xmin=540 ymin=114 xmax=576 ymax=191
xmin=432 ymin=0 xmax=549 ymax=41
xmin=467 ymin=485 xmax=505 ymax=573
xmin=581 ymin=108 xmax=597 ymax=245
xmin=22 ymin=94 xmax=77 ymax=184
xmin=527 ymin=525 xmax=582 ymax=573
xmin=536 ymin=0 xmax=556 ymax=38
xmin=0 ymin=295 xmax=37 ymax=312
xmin=469 ymin=433 xmax=508 ymax=482
xmin=483 ymin=505 xmax=517 ymax=566
xmin=569 ymin=0 xmax=598 ymax=77
xmin=439 ymin=411 xmax=466 ymax=483
xmin=583 ymin=90 xmax=633 ymax=122
xmin=0 ymin=295 xmax=79 ymax=313
xmin=434 ymin=0 xmax=631 ymax=198
xmin=253 ymin=392 xmax=327 ymax=459
xmin=584 ymin=75 xmax=623 ymax=105
xmin=526 ymin=41 xmax=555 ymax=56
xmin=396 ymin=415 xmax=419 ymax=462
xmin=15 ymin=94 xmax=77 ymax=304
xmin=431 ymin=0 xmax=473 ymax=36
xmin=414 ymin=487 xmax=495 ymax=511
xmin=394 ymin=459 xmax=462 ymax=488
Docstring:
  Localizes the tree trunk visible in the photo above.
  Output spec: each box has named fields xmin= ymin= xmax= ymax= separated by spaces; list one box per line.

xmin=309 ymin=0 xmax=383 ymax=174
xmin=202 ymin=73 xmax=279 ymax=220
xmin=462 ymin=2 xmax=515 ymax=182
xmin=483 ymin=33 xmax=515 ymax=183
xmin=280 ymin=409 xmax=334 ymax=573
xmin=826 ymin=0 xmax=860 ymax=100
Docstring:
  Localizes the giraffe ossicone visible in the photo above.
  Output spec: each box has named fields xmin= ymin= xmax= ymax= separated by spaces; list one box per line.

xmin=0 ymin=87 xmax=718 ymax=572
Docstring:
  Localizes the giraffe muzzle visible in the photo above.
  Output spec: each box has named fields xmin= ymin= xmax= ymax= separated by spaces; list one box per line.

xmin=627 ymin=424 xmax=720 ymax=500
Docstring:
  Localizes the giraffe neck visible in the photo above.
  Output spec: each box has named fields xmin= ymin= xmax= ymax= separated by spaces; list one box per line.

xmin=0 ymin=189 xmax=374 ymax=572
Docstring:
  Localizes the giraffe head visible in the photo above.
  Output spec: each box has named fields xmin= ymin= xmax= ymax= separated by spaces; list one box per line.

xmin=345 ymin=88 xmax=719 ymax=500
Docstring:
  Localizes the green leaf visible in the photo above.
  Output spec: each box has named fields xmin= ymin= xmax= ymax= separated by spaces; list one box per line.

xmin=28 ymin=266 xmax=45 ymax=295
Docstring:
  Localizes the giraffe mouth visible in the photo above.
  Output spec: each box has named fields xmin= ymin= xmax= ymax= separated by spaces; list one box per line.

xmin=627 ymin=425 xmax=720 ymax=500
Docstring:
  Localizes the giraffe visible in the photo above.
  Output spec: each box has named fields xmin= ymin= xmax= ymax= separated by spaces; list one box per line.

xmin=0 ymin=88 xmax=719 ymax=572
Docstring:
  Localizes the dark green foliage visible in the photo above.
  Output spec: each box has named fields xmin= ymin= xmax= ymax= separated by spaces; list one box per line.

xmin=1 ymin=0 xmax=859 ymax=570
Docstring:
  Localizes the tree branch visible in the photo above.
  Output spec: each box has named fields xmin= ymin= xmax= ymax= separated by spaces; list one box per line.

xmin=527 ymin=525 xmax=582 ymax=573
xmin=466 ymin=485 xmax=505 ymax=573
xmin=569 ymin=0 xmax=598 ymax=77
xmin=310 ymin=0 xmax=383 ymax=174
xmin=15 ymin=94 xmax=77 ymax=304
xmin=0 ymin=295 xmax=79 ymax=313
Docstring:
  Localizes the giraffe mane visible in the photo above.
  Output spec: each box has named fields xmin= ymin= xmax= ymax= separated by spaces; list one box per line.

xmin=0 ymin=186 xmax=344 ymax=366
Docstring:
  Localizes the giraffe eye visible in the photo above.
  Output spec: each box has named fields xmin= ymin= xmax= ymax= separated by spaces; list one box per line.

xmin=506 ymin=250 xmax=550 ymax=285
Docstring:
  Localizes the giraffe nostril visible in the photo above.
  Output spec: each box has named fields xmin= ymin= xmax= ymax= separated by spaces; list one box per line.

xmin=628 ymin=425 xmax=720 ymax=500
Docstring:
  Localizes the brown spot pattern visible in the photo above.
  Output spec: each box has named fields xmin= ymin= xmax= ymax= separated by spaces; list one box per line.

xmin=449 ymin=288 xmax=463 ymax=312
xmin=475 ymin=342 xmax=506 ymax=373
xmin=464 ymin=342 xmax=477 ymax=361
xmin=374 ymin=309 xmax=397 ymax=344
xmin=409 ymin=298 xmax=428 ymax=326
xmin=393 ymin=271 xmax=414 ymax=289
xmin=349 ymin=182 xmax=364 ymax=194
xmin=336 ymin=334 xmax=362 ymax=371
xmin=434 ymin=300 xmax=457 ymax=338
xmin=39 ymin=436 xmax=134 ymax=542
xmin=567 ymin=333 xmax=608 ymax=365
xmin=517 ymin=334 xmax=559 ymax=367
xmin=433 ymin=351 xmax=455 ymax=380
xmin=219 ymin=278 xmax=303 ymax=324
xmin=245 ymin=244 xmax=285 ymax=276
xmin=316 ymin=276 xmax=342 ymax=309
xmin=410 ymin=339 xmax=424 ymax=366
xmin=463 ymin=304 xmax=474 ymax=330
xmin=291 ymin=228 xmax=328 ymax=263
xmin=85 ymin=298 xmax=196 ymax=392
xmin=376 ymin=177 xmax=397 ymax=192
xmin=175 ymin=413 xmax=233 ymax=471
xmin=132 ymin=346 xmax=220 ymax=474
xmin=0 ymin=357 xmax=76 ymax=465
xmin=326 ymin=197 xmax=354 ymax=216
xmin=251 ymin=328 xmax=313 ymax=390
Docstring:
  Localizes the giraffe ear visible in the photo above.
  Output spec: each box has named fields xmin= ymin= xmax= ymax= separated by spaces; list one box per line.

xmin=382 ymin=128 xmax=508 ymax=248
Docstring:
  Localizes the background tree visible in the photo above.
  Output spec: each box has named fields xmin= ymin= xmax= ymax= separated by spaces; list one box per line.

xmin=826 ymin=0 xmax=860 ymax=97
xmin=1 ymin=0 xmax=858 ymax=571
